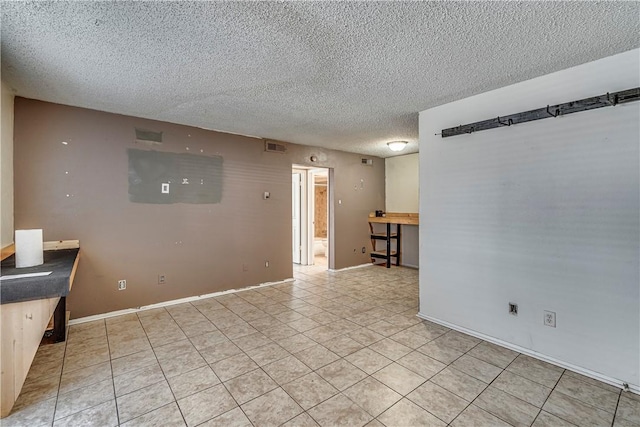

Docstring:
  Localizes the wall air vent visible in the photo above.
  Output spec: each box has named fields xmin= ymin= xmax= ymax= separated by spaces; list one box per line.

xmin=265 ymin=140 xmax=287 ymax=153
xmin=134 ymin=128 xmax=163 ymax=145
xmin=361 ymin=158 xmax=373 ymax=166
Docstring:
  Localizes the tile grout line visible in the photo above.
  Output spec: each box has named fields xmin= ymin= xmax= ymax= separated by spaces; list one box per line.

xmin=51 ymin=324 xmax=71 ymax=426
xmin=43 ymin=267 xmax=616 ymax=427
xmin=128 ymin=309 xmax=188 ymax=427
xmin=10 ymin=270 xmax=404 ymax=426
xmin=217 ymin=374 xmax=258 ymax=426
xmin=302 ymin=313 xmax=434 ymax=424
xmin=422 ymin=339 xmax=492 ymax=426
xmin=54 ymin=321 xmax=112 ymax=425
xmin=190 ymin=295 xmax=303 ymax=425
xmin=547 ymin=370 xmax=623 ymax=423
xmin=194 ymin=277 xmax=410 ymax=425
xmin=103 ymin=319 xmax=121 ymax=427
xmin=610 ymin=391 xmax=622 ymax=427
xmin=218 ymin=283 xmax=344 ymax=426
xmin=534 ymin=366 xmax=567 ymax=426
xmin=431 ymin=336 xmax=559 ymax=425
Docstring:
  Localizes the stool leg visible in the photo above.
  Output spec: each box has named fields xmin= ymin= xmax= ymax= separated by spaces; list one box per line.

xmin=386 ymin=223 xmax=391 ymax=268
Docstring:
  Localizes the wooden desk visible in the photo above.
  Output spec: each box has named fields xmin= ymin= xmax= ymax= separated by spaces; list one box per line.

xmin=368 ymin=213 xmax=419 ymax=268
xmin=368 ymin=212 xmax=419 ymax=226
xmin=0 ymin=240 xmax=79 ymax=418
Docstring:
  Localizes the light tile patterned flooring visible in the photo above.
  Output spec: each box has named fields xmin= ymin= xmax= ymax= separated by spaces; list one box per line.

xmin=4 ymin=264 xmax=639 ymax=427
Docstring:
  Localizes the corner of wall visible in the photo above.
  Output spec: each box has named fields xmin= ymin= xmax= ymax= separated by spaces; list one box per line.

xmin=1 ymin=81 xmax=15 ymax=247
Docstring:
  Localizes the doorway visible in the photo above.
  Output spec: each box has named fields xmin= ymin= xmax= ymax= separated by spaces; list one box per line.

xmin=292 ymin=166 xmax=332 ymax=268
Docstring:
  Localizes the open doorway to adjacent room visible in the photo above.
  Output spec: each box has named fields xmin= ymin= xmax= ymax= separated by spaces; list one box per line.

xmin=292 ymin=166 xmax=332 ymax=269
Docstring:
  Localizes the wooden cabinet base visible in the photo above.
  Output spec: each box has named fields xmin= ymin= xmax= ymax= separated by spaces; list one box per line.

xmin=0 ymin=296 xmax=60 ymax=418
xmin=0 ymin=240 xmax=79 ymax=418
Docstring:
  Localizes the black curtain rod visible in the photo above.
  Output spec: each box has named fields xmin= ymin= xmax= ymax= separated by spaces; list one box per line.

xmin=441 ymin=87 xmax=640 ymax=138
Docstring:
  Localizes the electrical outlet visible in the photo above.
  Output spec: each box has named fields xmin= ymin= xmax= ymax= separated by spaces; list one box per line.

xmin=118 ymin=280 xmax=126 ymax=291
xmin=544 ymin=310 xmax=556 ymax=327
xmin=158 ymin=274 xmax=166 ymax=284
xmin=265 ymin=261 xmax=269 ymax=268
xmin=509 ymin=302 xmax=518 ymax=316
xmin=242 ymin=263 xmax=249 ymax=272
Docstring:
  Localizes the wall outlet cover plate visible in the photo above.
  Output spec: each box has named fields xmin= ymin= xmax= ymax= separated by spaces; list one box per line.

xmin=544 ymin=310 xmax=556 ymax=327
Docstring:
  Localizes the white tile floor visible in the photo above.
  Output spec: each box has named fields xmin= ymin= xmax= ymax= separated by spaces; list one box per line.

xmin=3 ymin=264 xmax=638 ymax=426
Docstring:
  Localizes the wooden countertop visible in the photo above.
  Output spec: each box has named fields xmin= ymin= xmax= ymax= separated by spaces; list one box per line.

xmin=368 ymin=212 xmax=419 ymax=225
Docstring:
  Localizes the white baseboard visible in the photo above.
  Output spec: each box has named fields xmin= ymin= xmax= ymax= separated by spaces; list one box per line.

xmin=418 ymin=312 xmax=639 ymax=395
xmin=69 ymin=278 xmax=294 ymax=326
xmin=328 ymin=263 xmax=373 ymax=272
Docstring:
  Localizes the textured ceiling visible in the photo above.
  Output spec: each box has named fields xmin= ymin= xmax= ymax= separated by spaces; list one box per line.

xmin=2 ymin=2 xmax=638 ymax=158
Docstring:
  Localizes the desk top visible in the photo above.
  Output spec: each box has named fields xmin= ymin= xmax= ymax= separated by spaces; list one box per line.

xmin=368 ymin=213 xmax=419 ymax=225
xmin=1 ymin=249 xmax=79 ymax=304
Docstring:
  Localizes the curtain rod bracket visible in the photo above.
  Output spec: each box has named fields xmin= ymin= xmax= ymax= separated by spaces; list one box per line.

xmin=497 ymin=116 xmax=513 ymax=126
xmin=546 ymin=105 xmax=559 ymax=118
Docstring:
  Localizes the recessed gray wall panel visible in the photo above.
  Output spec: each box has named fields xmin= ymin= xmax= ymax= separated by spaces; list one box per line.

xmin=128 ymin=149 xmax=223 ymax=204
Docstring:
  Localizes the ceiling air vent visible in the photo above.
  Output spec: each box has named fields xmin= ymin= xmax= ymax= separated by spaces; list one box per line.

xmin=265 ymin=140 xmax=287 ymax=153
xmin=361 ymin=158 xmax=373 ymax=166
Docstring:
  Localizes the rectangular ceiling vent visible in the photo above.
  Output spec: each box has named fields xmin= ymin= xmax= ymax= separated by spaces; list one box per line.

xmin=361 ymin=158 xmax=373 ymax=166
xmin=265 ymin=140 xmax=287 ymax=153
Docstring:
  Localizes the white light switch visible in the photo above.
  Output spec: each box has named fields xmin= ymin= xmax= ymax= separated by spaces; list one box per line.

xmin=161 ymin=183 xmax=170 ymax=194
xmin=263 ymin=191 xmax=270 ymax=199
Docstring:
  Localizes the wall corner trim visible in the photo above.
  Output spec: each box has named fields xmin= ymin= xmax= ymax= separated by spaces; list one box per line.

xmin=69 ymin=278 xmax=295 ymax=326
xmin=417 ymin=313 xmax=639 ymax=395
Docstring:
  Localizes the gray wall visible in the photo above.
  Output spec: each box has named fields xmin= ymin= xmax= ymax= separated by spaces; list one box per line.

xmin=419 ymin=49 xmax=639 ymax=388
xmin=13 ymin=98 xmax=384 ymax=318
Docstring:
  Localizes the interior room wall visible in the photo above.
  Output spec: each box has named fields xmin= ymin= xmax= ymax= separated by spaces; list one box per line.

xmin=13 ymin=99 xmax=384 ymax=318
xmin=314 ymin=185 xmax=327 ymax=238
xmin=1 ymin=82 xmax=15 ymax=247
xmin=287 ymin=146 xmax=384 ymax=270
xmin=419 ymin=49 xmax=639 ymax=389
xmin=385 ymin=153 xmax=419 ymax=267
xmin=385 ymin=153 xmax=418 ymax=212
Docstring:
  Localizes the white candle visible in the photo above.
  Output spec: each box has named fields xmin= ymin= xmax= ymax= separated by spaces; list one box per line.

xmin=15 ymin=229 xmax=44 ymax=268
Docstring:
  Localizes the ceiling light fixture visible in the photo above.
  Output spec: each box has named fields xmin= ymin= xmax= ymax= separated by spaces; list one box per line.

xmin=387 ymin=140 xmax=408 ymax=152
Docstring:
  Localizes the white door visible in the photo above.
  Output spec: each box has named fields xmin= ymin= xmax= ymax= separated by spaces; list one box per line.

xmin=292 ymin=173 xmax=302 ymax=264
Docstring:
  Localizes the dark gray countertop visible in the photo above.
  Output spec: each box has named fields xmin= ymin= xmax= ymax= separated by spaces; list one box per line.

xmin=1 ymin=249 xmax=79 ymax=304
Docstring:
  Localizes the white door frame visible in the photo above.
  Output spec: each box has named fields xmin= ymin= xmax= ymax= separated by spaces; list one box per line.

xmin=292 ymin=167 xmax=310 ymax=265
xmin=292 ymin=165 xmax=332 ymax=268
xmin=292 ymin=172 xmax=302 ymax=264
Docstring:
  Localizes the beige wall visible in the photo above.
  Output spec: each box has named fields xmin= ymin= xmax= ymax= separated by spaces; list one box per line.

xmin=13 ymin=98 xmax=384 ymax=318
xmin=1 ymin=82 xmax=14 ymax=247
xmin=314 ymin=186 xmax=327 ymax=238
xmin=385 ymin=153 xmax=418 ymax=212
xmin=385 ymin=153 xmax=419 ymax=267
